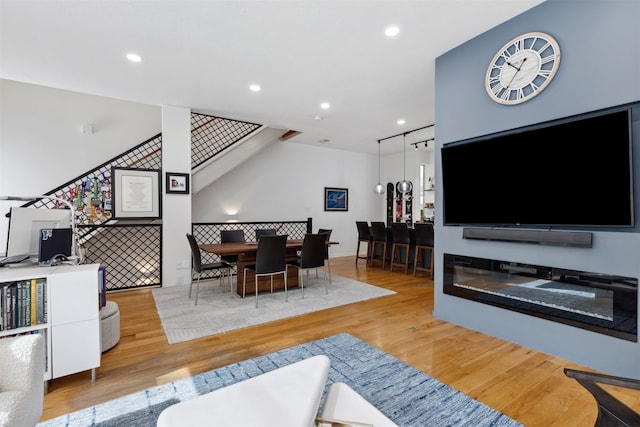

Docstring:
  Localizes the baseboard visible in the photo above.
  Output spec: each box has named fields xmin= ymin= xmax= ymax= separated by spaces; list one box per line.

xmin=462 ymin=227 xmax=593 ymax=248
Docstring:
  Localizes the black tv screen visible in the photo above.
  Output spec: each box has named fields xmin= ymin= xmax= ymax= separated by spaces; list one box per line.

xmin=441 ymin=108 xmax=634 ymax=228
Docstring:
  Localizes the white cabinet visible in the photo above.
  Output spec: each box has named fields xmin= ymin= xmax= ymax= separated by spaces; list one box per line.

xmin=0 ymin=264 xmax=100 ymax=381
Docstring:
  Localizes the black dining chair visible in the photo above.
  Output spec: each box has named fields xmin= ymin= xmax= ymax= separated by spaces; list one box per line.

xmin=243 ymin=234 xmax=288 ymax=308
xmin=186 ymin=233 xmax=230 ymax=305
xmin=220 ymin=229 xmax=245 ymax=290
xmin=317 ymin=228 xmax=332 ymax=283
xmin=355 ymin=221 xmax=371 ymax=265
xmin=413 ymin=222 xmax=434 ymax=278
xmin=369 ymin=221 xmax=389 ymax=268
xmin=288 ymin=233 xmax=329 ymax=298
xmin=255 ymin=228 xmax=277 ymax=242
xmin=389 ymin=222 xmax=413 ymax=274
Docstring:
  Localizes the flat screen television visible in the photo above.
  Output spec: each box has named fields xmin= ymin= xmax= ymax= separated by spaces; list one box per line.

xmin=441 ymin=108 xmax=634 ymax=228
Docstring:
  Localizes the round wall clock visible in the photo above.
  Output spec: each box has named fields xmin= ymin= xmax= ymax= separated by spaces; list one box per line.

xmin=485 ymin=32 xmax=561 ymax=105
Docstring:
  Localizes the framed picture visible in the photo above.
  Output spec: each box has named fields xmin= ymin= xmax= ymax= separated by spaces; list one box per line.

xmin=324 ymin=187 xmax=348 ymax=211
xmin=111 ymin=167 xmax=161 ymax=219
xmin=165 ymin=172 xmax=190 ymax=194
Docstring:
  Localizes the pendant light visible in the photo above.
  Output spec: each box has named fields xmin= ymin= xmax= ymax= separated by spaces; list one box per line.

xmin=373 ymin=140 xmax=385 ymax=195
xmin=397 ymin=133 xmax=412 ymax=194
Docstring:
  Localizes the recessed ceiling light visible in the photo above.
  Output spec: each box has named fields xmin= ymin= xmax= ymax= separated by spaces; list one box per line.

xmin=249 ymin=84 xmax=261 ymax=92
xmin=397 ymin=119 xmax=406 ymax=125
xmin=125 ymin=52 xmax=142 ymax=63
xmin=385 ymin=26 xmax=400 ymax=37
xmin=320 ymin=102 xmax=330 ymax=109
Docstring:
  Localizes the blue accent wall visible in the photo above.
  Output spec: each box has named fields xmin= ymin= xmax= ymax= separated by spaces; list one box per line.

xmin=433 ymin=0 xmax=640 ymax=378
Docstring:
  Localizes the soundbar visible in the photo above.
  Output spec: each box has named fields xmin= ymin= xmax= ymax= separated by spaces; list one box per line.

xmin=462 ymin=227 xmax=593 ymax=248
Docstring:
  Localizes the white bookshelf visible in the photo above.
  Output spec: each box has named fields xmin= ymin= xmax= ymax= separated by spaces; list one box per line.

xmin=0 ymin=263 xmax=101 ymax=381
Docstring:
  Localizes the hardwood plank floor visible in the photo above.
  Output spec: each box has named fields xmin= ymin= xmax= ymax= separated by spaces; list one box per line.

xmin=40 ymin=256 xmax=640 ymax=426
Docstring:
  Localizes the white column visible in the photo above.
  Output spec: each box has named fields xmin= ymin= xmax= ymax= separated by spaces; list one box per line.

xmin=161 ymin=105 xmax=192 ymax=287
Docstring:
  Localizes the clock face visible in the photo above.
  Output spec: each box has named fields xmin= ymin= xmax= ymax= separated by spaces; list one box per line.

xmin=485 ymin=32 xmax=561 ymax=105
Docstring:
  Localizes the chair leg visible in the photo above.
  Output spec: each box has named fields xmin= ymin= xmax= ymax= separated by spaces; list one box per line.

xmin=326 ymin=258 xmax=332 ymax=283
xmin=284 ymin=271 xmax=288 ymax=302
xmin=255 ymin=275 xmax=259 ymax=308
xmin=242 ymin=268 xmax=247 ymax=298
xmin=195 ymin=273 xmax=201 ymax=306
xmin=356 ymin=241 xmax=361 ymax=264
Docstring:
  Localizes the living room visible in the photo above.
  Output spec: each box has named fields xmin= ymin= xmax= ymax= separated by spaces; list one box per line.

xmin=1 ymin=0 xmax=639 ymax=426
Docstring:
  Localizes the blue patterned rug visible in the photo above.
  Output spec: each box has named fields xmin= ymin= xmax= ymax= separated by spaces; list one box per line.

xmin=38 ymin=333 xmax=523 ymax=426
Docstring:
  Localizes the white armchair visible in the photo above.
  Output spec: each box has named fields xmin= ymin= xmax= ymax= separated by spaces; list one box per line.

xmin=0 ymin=334 xmax=45 ymax=427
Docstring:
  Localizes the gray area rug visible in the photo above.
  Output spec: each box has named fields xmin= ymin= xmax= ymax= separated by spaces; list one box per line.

xmin=37 ymin=333 xmax=523 ymax=427
xmin=152 ymin=274 xmax=396 ymax=344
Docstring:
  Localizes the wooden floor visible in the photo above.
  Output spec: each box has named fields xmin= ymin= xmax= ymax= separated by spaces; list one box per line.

xmin=40 ymin=256 xmax=640 ymax=426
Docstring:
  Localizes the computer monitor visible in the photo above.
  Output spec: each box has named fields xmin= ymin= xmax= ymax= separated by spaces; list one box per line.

xmin=38 ymin=227 xmax=73 ymax=265
xmin=6 ymin=207 xmax=72 ymax=257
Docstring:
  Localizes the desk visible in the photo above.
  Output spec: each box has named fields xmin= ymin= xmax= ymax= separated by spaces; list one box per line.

xmin=201 ymin=240 xmax=336 ymax=296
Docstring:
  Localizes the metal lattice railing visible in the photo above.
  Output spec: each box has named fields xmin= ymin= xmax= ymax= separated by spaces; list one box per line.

xmin=191 ymin=113 xmax=262 ymax=169
xmin=82 ymin=223 xmax=162 ymax=291
xmin=192 ymin=220 xmax=311 ymax=279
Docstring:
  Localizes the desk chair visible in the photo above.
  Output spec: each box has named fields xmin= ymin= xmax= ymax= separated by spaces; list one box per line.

xmin=243 ymin=234 xmax=288 ymax=308
xmin=186 ymin=233 xmax=230 ymax=305
xmin=369 ymin=222 xmax=389 ymax=268
xmin=413 ymin=223 xmax=434 ymax=278
xmin=317 ymin=228 xmax=332 ymax=283
xmin=289 ymin=233 xmax=329 ymax=298
xmin=220 ymin=229 xmax=245 ymax=290
xmin=355 ymin=221 xmax=371 ymax=265
xmin=389 ymin=222 xmax=413 ymax=274
xmin=255 ymin=228 xmax=277 ymax=242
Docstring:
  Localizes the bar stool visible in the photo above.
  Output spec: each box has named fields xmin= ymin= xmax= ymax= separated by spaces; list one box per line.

xmin=389 ymin=222 xmax=413 ymax=274
xmin=355 ymin=221 xmax=371 ymax=265
xmin=413 ymin=222 xmax=434 ymax=278
xmin=369 ymin=222 xmax=389 ymax=268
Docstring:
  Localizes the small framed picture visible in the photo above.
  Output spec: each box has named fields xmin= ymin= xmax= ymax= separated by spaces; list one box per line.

xmin=166 ymin=172 xmax=190 ymax=194
xmin=324 ymin=187 xmax=348 ymax=211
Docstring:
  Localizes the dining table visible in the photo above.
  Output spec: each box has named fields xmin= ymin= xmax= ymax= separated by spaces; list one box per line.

xmin=200 ymin=239 xmax=337 ymax=297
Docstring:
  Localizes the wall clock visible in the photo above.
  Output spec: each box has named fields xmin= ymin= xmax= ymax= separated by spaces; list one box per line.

xmin=485 ymin=32 xmax=561 ymax=105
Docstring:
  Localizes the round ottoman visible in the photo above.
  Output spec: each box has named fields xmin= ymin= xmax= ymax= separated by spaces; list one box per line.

xmin=100 ymin=301 xmax=120 ymax=352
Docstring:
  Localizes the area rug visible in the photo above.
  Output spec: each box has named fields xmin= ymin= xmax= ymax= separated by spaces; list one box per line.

xmin=37 ymin=333 xmax=523 ymax=427
xmin=152 ymin=274 xmax=396 ymax=344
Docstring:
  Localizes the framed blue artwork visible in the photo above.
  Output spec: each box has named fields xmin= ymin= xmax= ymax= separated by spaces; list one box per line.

xmin=324 ymin=187 xmax=348 ymax=211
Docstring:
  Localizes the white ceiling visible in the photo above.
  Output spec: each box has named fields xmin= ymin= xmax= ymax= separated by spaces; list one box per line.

xmin=0 ymin=0 xmax=545 ymax=155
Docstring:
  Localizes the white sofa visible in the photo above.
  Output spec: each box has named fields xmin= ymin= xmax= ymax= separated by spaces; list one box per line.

xmin=0 ymin=334 xmax=45 ymax=427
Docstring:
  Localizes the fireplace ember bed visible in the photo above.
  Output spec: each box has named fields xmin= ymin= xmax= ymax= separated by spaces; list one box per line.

xmin=443 ymin=254 xmax=638 ymax=342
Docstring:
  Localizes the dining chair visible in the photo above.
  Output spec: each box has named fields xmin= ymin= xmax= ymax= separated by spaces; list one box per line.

xmin=317 ymin=228 xmax=332 ymax=283
xmin=243 ymin=234 xmax=288 ymax=308
xmin=219 ymin=229 xmax=245 ymax=292
xmin=369 ymin=222 xmax=389 ymax=268
xmin=413 ymin=222 xmax=434 ymax=278
xmin=389 ymin=222 xmax=413 ymax=274
xmin=255 ymin=228 xmax=277 ymax=242
xmin=186 ymin=233 xmax=230 ymax=305
xmin=355 ymin=221 xmax=371 ymax=265
xmin=288 ymin=233 xmax=329 ymax=298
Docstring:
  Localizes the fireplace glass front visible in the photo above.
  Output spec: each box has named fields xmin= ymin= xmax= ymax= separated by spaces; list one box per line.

xmin=443 ymin=254 xmax=637 ymax=342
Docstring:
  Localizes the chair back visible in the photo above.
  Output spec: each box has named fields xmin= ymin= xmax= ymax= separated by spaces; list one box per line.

xmin=414 ymin=222 xmax=434 ymax=246
xmin=299 ymin=233 xmax=327 ymax=269
xmin=370 ymin=222 xmax=388 ymax=242
xmin=186 ymin=233 xmax=202 ymax=273
xmin=254 ymin=234 xmax=288 ymax=274
xmin=220 ymin=229 xmax=245 ymax=263
xmin=391 ymin=222 xmax=410 ymax=244
xmin=317 ymin=228 xmax=332 ymax=259
xmin=356 ymin=221 xmax=370 ymax=240
xmin=255 ymin=228 xmax=277 ymax=241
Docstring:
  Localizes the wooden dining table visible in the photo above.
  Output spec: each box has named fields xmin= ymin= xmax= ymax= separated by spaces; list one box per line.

xmin=200 ymin=239 xmax=336 ymax=297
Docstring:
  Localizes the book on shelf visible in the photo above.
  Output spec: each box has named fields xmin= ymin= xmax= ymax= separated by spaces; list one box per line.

xmin=0 ymin=278 xmax=47 ymax=332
